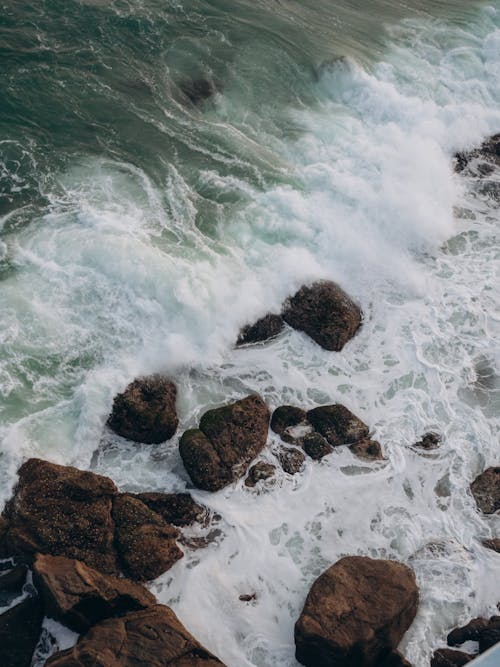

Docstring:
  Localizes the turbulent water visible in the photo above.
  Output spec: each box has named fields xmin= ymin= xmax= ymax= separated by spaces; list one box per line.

xmin=1 ymin=1 xmax=500 ymax=665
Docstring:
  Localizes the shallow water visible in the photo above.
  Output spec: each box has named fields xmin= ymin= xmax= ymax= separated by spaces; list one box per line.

xmin=1 ymin=1 xmax=500 ymax=665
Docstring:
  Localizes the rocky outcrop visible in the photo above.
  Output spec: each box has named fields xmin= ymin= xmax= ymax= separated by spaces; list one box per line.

xmin=0 ymin=595 xmax=44 ymax=667
xmin=470 ymin=467 xmax=500 ymax=514
xmin=33 ymin=553 xmax=156 ymax=632
xmin=113 ymin=495 xmax=183 ymax=582
xmin=294 ymin=556 xmax=419 ymax=667
xmin=447 ymin=618 xmax=489 ymax=646
xmin=245 ymin=462 xmax=276 ymax=487
xmin=179 ymin=395 xmax=270 ymax=491
xmin=455 ymin=134 xmax=500 ymax=174
xmin=414 ymin=433 xmax=441 ymax=450
xmin=237 ymin=314 xmax=284 ymax=346
xmin=307 ymin=404 xmax=369 ymax=446
xmin=282 ymin=281 xmax=362 ymax=352
xmin=431 ymin=648 xmax=473 ymax=666
xmin=108 ymin=376 xmax=178 ymax=444
xmin=45 ymin=605 xmax=226 ymax=666
xmin=430 ymin=614 xmax=500 ymax=663
xmin=133 ymin=492 xmax=208 ymax=527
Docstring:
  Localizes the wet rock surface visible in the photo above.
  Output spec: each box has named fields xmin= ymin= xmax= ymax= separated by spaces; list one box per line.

xmin=414 ymin=432 xmax=441 ymax=450
xmin=294 ymin=556 xmax=418 ymax=667
xmin=133 ymin=492 xmax=208 ymax=527
xmin=270 ymin=405 xmax=309 ymax=442
xmin=431 ymin=648 xmax=474 ymax=666
xmin=108 ymin=376 xmax=179 ymax=444
xmin=277 ymin=446 xmax=306 ymax=474
xmin=245 ymin=462 xmax=276 ymax=487
xmin=455 ymin=134 xmax=500 ymax=173
xmin=307 ymin=404 xmax=369 ymax=446
xmin=237 ymin=313 xmax=284 ymax=345
xmin=470 ymin=467 xmax=500 ymax=514
xmin=482 ymin=538 xmax=500 ymax=552
xmin=0 ymin=565 xmax=28 ymax=606
xmin=301 ymin=432 xmax=333 ymax=460
xmin=349 ymin=438 xmax=384 ymax=461
xmin=0 ymin=595 xmax=44 ymax=667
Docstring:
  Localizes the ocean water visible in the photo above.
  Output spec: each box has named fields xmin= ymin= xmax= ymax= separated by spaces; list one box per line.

xmin=1 ymin=1 xmax=500 ymax=665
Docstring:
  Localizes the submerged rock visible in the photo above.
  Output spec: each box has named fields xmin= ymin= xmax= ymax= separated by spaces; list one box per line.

xmin=294 ymin=556 xmax=419 ymax=667
xmin=307 ymin=404 xmax=369 ymax=446
xmin=470 ymin=467 xmax=500 ymax=514
xmin=349 ymin=438 xmax=384 ymax=461
xmin=455 ymin=134 xmax=500 ymax=173
xmin=277 ymin=446 xmax=306 ymax=474
xmin=0 ymin=595 xmax=44 ymax=667
xmin=301 ymin=432 xmax=333 ymax=460
xmin=245 ymin=462 xmax=276 ymax=487
xmin=482 ymin=538 xmax=500 ymax=552
xmin=282 ymin=281 xmax=362 ymax=351
xmin=33 ymin=553 xmax=155 ymax=633
xmin=107 ymin=375 xmax=178 ymax=444
xmin=237 ymin=313 xmax=284 ymax=345
xmin=414 ymin=432 xmax=441 ymax=450
xmin=133 ymin=492 xmax=208 ymax=527
xmin=179 ymin=395 xmax=270 ymax=491
xmin=180 ymin=78 xmax=219 ymax=105
xmin=45 ymin=604 xmax=226 ymax=667
xmin=431 ymin=648 xmax=474 ymax=666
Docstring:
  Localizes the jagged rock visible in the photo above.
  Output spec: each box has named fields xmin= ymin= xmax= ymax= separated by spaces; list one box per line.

xmin=3 ymin=459 xmax=119 ymax=574
xmin=447 ymin=618 xmax=489 ymax=646
xmin=0 ymin=565 xmax=27 ymax=606
xmin=113 ymin=495 xmax=183 ymax=582
xmin=349 ymin=438 xmax=384 ymax=461
xmin=301 ymin=432 xmax=333 ymax=460
xmin=479 ymin=617 xmax=500 ymax=653
xmin=482 ymin=538 xmax=500 ymax=552
xmin=0 ymin=595 xmax=44 ymax=667
xmin=133 ymin=492 xmax=208 ymax=527
xmin=45 ymin=604 xmax=226 ymax=666
xmin=180 ymin=78 xmax=219 ymax=105
xmin=245 ymin=462 xmax=276 ymax=487
xmin=270 ymin=406 xmax=309 ymax=444
xmin=179 ymin=395 xmax=270 ymax=491
xmin=414 ymin=432 xmax=441 ymax=450
xmin=33 ymin=553 xmax=156 ymax=633
xmin=237 ymin=314 xmax=284 ymax=345
xmin=455 ymin=134 xmax=500 ymax=173
xmin=277 ymin=446 xmax=306 ymax=474
xmin=294 ymin=556 xmax=418 ymax=667
xmin=431 ymin=648 xmax=474 ymax=666
xmin=307 ymin=404 xmax=369 ymax=446
xmin=282 ymin=281 xmax=362 ymax=351
xmin=470 ymin=467 xmax=500 ymax=514
xmin=108 ymin=376 xmax=178 ymax=444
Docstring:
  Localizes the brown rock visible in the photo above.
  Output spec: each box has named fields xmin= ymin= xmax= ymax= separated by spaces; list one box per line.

xmin=277 ymin=446 xmax=306 ymax=474
xmin=270 ymin=405 xmax=308 ymax=443
xmin=3 ymin=459 xmax=119 ymax=574
xmin=179 ymin=395 xmax=270 ymax=491
xmin=414 ymin=432 xmax=441 ymax=450
xmin=245 ymin=462 xmax=276 ymax=487
xmin=483 ymin=538 xmax=500 ymax=552
xmin=349 ymin=439 xmax=384 ymax=461
xmin=113 ymin=495 xmax=183 ymax=582
xmin=302 ymin=432 xmax=333 ymax=460
xmin=237 ymin=314 xmax=284 ymax=346
xmin=294 ymin=556 xmax=419 ymax=667
xmin=470 ymin=467 xmax=500 ymax=514
xmin=133 ymin=492 xmax=208 ymax=527
xmin=108 ymin=376 xmax=178 ymax=444
xmin=0 ymin=596 xmax=44 ymax=667
xmin=33 ymin=553 xmax=156 ymax=633
xmin=45 ymin=604 xmax=226 ymax=666
xmin=447 ymin=618 xmax=489 ymax=646
xmin=282 ymin=281 xmax=362 ymax=351
xmin=307 ymin=404 xmax=369 ymax=446
xmin=431 ymin=648 xmax=474 ymax=667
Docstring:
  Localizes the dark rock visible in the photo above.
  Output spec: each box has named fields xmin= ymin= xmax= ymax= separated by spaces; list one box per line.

xmin=237 ymin=314 xmax=284 ymax=346
xmin=277 ymin=446 xmax=306 ymax=474
xmin=0 ymin=565 xmax=27 ymax=606
xmin=270 ymin=406 xmax=308 ymax=441
xmin=245 ymin=462 xmax=276 ymax=487
xmin=133 ymin=492 xmax=208 ymax=527
xmin=479 ymin=620 xmax=500 ymax=653
xmin=447 ymin=618 xmax=489 ymax=646
xmin=0 ymin=516 xmax=9 ymax=557
xmin=3 ymin=458 xmax=119 ymax=574
xmin=482 ymin=538 xmax=500 ymax=552
xmin=239 ymin=593 xmax=256 ymax=602
xmin=45 ymin=604 xmax=226 ymax=666
xmin=349 ymin=439 xmax=384 ymax=461
xmin=282 ymin=281 xmax=362 ymax=351
xmin=414 ymin=432 xmax=441 ymax=450
xmin=0 ymin=596 xmax=44 ymax=667
xmin=180 ymin=78 xmax=219 ymax=105
xmin=455 ymin=134 xmax=500 ymax=174
xmin=431 ymin=648 xmax=474 ymax=667
xmin=470 ymin=467 xmax=500 ymax=514
xmin=108 ymin=376 xmax=178 ymax=444
xmin=307 ymin=404 xmax=369 ymax=446
xmin=380 ymin=651 xmax=413 ymax=667
xmin=179 ymin=395 xmax=270 ymax=491
xmin=302 ymin=432 xmax=333 ymax=460
xmin=33 ymin=553 xmax=156 ymax=633
xmin=113 ymin=495 xmax=183 ymax=582
xmin=294 ymin=556 xmax=418 ymax=667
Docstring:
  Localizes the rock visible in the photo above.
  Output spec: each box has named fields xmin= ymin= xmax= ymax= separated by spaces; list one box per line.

xmin=245 ymin=462 xmax=276 ymax=487
xmin=470 ymin=467 xmax=500 ymax=514
xmin=108 ymin=376 xmax=178 ymax=445
xmin=3 ymin=458 xmax=119 ymax=574
xmin=237 ymin=314 xmax=284 ymax=346
xmin=277 ymin=446 xmax=306 ymax=474
xmin=33 ymin=553 xmax=156 ymax=633
xmin=307 ymin=404 xmax=369 ymax=446
xmin=0 ymin=516 xmax=9 ymax=557
xmin=479 ymin=618 xmax=500 ymax=653
xmin=180 ymin=78 xmax=219 ymax=105
xmin=113 ymin=495 xmax=183 ymax=582
xmin=414 ymin=432 xmax=441 ymax=450
xmin=270 ymin=406 xmax=308 ymax=442
xmin=349 ymin=439 xmax=384 ymax=461
xmin=133 ymin=492 xmax=208 ymax=527
xmin=482 ymin=538 xmax=500 ymax=552
xmin=179 ymin=395 xmax=270 ymax=491
xmin=447 ymin=618 xmax=489 ymax=646
xmin=282 ymin=281 xmax=362 ymax=351
xmin=455 ymin=134 xmax=500 ymax=173
xmin=0 ymin=565 xmax=27 ymax=606
xmin=239 ymin=593 xmax=256 ymax=602
xmin=45 ymin=604 xmax=226 ymax=666
xmin=431 ymin=648 xmax=474 ymax=666
xmin=0 ymin=595 xmax=44 ymax=667
xmin=302 ymin=432 xmax=333 ymax=460
xmin=380 ymin=651 xmax=413 ymax=667
xmin=294 ymin=556 xmax=418 ymax=667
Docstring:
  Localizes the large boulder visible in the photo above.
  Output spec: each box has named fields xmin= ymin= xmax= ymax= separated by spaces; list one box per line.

xmin=447 ymin=618 xmax=489 ymax=646
xmin=179 ymin=395 xmax=270 ymax=491
xmin=431 ymin=649 xmax=473 ymax=666
xmin=108 ymin=376 xmax=178 ymax=444
xmin=45 ymin=604 xmax=226 ymax=666
xmin=307 ymin=404 xmax=369 ymax=446
xmin=294 ymin=556 xmax=419 ymax=667
xmin=3 ymin=459 xmax=119 ymax=574
xmin=237 ymin=314 xmax=284 ymax=346
xmin=470 ymin=467 xmax=500 ymax=514
xmin=33 ymin=553 xmax=156 ymax=633
xmin=282 ymin=281 xmax=362 ymax=351
xmin=133 ymin=492 xmax=208 ymax=527
xmin=0 ymin=595 xmax=44 ymax=667
xmin=113 ymin=495 xmax=183 ymax=582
